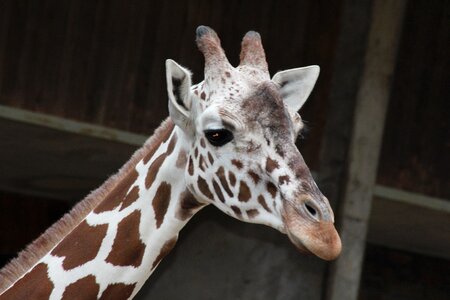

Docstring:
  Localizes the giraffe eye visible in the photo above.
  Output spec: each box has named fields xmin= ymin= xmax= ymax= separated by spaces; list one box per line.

xmin=204 ymin=129 xmax=234 ymax=147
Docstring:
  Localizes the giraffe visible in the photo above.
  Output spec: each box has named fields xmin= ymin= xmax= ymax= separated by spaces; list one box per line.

xmin=0 ymin=26 xmax=341 ymax=299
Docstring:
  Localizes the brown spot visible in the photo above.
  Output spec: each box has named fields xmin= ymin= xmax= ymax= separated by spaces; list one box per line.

xmin=94 ymin=169 xmax=138 ymax=213
xmin=228 ymin=171 xmax=236 ymax=187
xmin=212 ymin=179 xmax=225 ymax=203
xmin=151 ymin=237 xmax=178 ymax=270
xmin=198 ymin=176 xmax=214 ymax=200
xmin=247 ymin=140 xmax=260 ymax=152
xmin=225 ymin=71 xmax=231 ymax=77
xmin=188 ymin=157 xmax=194 ymax=175
xmin=267 ymin=182 xmax=277 ymax=198
xmin=52 ymin=221 xmax=108 ymax=270
xmin=199 ymin=155 xmax=206 ymax=171
xmin=194 ymin=89 xmax=199 ymax=95
xmin=152 ymin=182 xmax=171 ymax=228
xmin=200 ymin=138 xmax=206 ymax=148
xmin=231 ymin=159 xmax=243 ymax=169
xmin=176 ymin=149 xmax=187 ymax=169
xmin=207 ymin=152 xmax=214 ymax=165
xmin=106 ymin=210 xmax=145 ymax=267
xmin=194 ymin=147 xmax=199 ymax=158
xmin=279 ymin=175 xmax=290 ymax=185
xmin=176 ymin=190 xmax=204 ymax=221
xmin=266 ymin=157 xmax=279 ymax=173
xmin=1 ymin=263 xmax=53 ymax=300
xmin=62 ymin=275 xmax=99 ymax=300
xmin=145 ymin=153 xmax=167 ymax=189
xmin=100 ymin=283 xmax=136 ymax=300
xmin=247 ymin=209 xmax=259 ymax=218
xmin=143 ymin=123 xmax=174 ymax=164
xmin=221 ymin=77 xmax=226 ymax=84
xmin=166 ymin=132 xmax=177 ymax=155
xmin=231 ymin=206 xmax=241 ymax=216
xmin=275 ymin=145 xmax=285 ymax=158
xmin=248 ymin=171 xmax=260 ymax=184
xmin=238 ymin=181 xmax=252 ymax=202
xmin=216 ymin=167 xmax=233 ymax=197
xmin=120 ymin=186 xmax=140 ymax=211
xmin=200 ymin=91 xmax=206 ymax=100
xmin=258 ymin=195 xmax=272 ymax=212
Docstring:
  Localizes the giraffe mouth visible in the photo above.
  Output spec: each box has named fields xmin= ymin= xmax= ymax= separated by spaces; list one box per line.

xmin=282 ymin=202 xmax=341 ymax=261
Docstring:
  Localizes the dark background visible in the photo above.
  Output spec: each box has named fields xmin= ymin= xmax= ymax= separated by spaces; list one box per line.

xmin=0 ymin=0 xmax=448 ymax=299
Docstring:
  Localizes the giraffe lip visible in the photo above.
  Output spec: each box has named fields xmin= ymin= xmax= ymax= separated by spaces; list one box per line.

xmin=286 ymin=230 xmax=313 ymax=255
xmin=283 ymin=202 xmax=342 ymax=261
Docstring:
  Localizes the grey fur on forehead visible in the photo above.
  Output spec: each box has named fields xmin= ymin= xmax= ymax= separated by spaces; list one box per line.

xmin=241 ymin=81 xmax=293 ymax=135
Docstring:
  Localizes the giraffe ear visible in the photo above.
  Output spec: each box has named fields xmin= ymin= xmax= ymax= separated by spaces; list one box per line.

xmin=272 ymin=65 xmax=320 ymax=112
xmin=166 ymin=59 xmax=194 ymax=133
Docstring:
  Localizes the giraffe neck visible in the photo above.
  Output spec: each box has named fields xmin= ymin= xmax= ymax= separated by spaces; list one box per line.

xmin=0 ymin=120 xmax=206 ymax=300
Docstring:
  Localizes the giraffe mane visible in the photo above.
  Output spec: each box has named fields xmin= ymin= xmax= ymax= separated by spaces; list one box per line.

xmin=0 ymin=118 xmax=175 ymax=294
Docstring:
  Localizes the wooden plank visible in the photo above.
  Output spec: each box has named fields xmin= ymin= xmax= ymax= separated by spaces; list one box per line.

xmin=0 ymin=105 xmax=146 ymax=146
xmin=369 ymin=187 xmax=450 ymax=259
xmin=0 ymin=108 xmax=143 ymax=201
xmin=325 ymin=1 xmax=407 ymax=299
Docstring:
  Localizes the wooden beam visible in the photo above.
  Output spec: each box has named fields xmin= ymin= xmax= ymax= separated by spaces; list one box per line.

xmin=369 ymin=186 xmax=450 ymax=260
xmin=0 ymin=105 xmax=146 ymax=146
xmin=325 ymin=1 xmax=407 ymax=299
xmin=0 ymin=109 xmax=145 ymax=202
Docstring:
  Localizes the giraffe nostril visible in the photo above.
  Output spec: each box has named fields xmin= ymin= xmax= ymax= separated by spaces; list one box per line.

xmin=304 ymin=202 xmax=318 ymax=218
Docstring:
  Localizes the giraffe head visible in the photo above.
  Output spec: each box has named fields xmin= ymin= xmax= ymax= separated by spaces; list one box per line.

xmin=166 ymin=26 xmax=341 ymax=260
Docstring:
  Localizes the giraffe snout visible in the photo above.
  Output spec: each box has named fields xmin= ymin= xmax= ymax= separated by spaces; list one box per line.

xmin=282 ymin=198 xmax=341 ymax=261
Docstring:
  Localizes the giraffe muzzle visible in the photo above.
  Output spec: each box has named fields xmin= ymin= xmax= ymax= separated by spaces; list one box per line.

xmin=282 ymin=201 xmax=341 ymax=261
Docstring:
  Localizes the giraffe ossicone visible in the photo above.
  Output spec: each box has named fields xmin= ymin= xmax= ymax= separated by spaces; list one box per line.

xmin=0 ymin=26 xmax=341 ymax=299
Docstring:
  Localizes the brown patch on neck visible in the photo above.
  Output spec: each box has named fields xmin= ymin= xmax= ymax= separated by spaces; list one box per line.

xmin=62 ymin=275 xmax=99 ymax=300
xmin=152 ymin=182 xmax=172 ymax=228
xmin=106 ymin=210 xmax=145 ymax=267
xmin=207 ymin=152 xmax=214 ymax=165
xmin=248 ymin=171 xmax=261 ymax=184
xmin=246 ymin=209 xmax=259 ymax=218
xmin=176 ymin=149 xmax=188 ymax=169
xmin=212 ymin=179 xmax=225 ymax=203
xmin=151 ymin=237 xmax=178 ymax=270
xmin=100 ymin=283 xmax=136 ymax=300
xmin=231 ymin=159 xmax=243 ymax=169
xmin=216 ymin=167 xmax=233 ymax=197
xmin=228 ymin=171 xmax=236 ymax=187
xmin=230 ymin=205 xmax=242 ymax=217
xmin=194 ymin=147 xmax=199 ymax=158
xmin=1 ymin=263 xmax=53 ymax=299
xmin=265 ymin=157 xmax=279 ymax=173
xmin=176 ymin=190 xmax=205 ymax=221
xmin=200 ymin=138 xmax=206 ymax=148
xmin=266 ymin=182 xmax=277 ymax=198
xmin=145 ymin=153 xmax=167 ymax=189
xmin=120 ymin=186 xmax=140 ymax=211
xmin=188 ymin=156 xmax=194 ymax=175
xmin=258 ymin=195 xmax=271 ymax=212
xmin=94 ymin=169 xmax=139 ymax=213
xmin=198 ymin=176 xmax=214 ymax=200
xmin=143 ymin=122 xmax=175 ymax=164
xmin=198 ymin=155 xmax=206 ymax=171
xmin=52 ymin=221 xmax=108 ymax=270
xmin=238 ymin=181 xmax=252 ymax=202
xmin=166 ymin=132 xmax=177 ymax=156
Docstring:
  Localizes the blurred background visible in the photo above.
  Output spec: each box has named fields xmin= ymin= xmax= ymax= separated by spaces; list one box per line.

xmin=0 ymin=0 xmax=448 ymax=299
